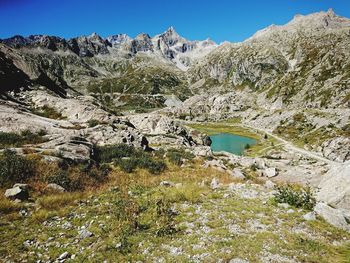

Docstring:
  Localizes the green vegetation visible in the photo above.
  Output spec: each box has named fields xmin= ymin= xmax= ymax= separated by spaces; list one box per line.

xmin=94 ymin=144 xmax=167 ymax=174
xmin=31 ymin=105 xmax=65 ymax=119
xmin=274 ymin=112 xmax=349 ymax=148
xmin=187 ymin=122 xmax=259 ymax=140
xmin=0 ymin=130 xmax=47 ymax=148
xmin=1 ymin=167 xmax=348 ymax=262
xmin=273 ymin=184 xmax=316 ymax=210
xmin=0 ymin=150 xmax=36 ymax=187
xmin=88 ymin=119 xmax=105 ymax=127
xmin=166 ymin=148 xmax=195 ymax=166
xmin=0 ymin=150 xmax=109 ymax=191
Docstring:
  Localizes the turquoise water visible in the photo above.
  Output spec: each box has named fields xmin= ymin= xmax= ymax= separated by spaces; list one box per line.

xmin=210 ymin=133 xmax=257 ymax=155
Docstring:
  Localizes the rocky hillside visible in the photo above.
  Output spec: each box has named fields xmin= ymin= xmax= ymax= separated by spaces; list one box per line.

xmin=188 ymin=9 xmax=350 ymax=108
xmin=1 ymin=9 xmax=349 ymax=110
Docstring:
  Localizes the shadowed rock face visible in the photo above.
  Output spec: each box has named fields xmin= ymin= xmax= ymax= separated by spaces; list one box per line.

xmin=0 ymin=50 xmax=31 ymax=93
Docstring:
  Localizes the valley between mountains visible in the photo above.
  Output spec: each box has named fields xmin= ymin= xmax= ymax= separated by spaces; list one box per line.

xmin=0 ymin=8 xmax=350 ymax=263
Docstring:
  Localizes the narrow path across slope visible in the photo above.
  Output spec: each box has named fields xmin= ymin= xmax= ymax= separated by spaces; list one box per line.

xmin=239 ymin=123 xmax=339 ymax=165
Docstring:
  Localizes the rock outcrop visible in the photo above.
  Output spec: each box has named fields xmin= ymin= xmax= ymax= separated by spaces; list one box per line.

xmin=317 ymin=162 xmax=350 ymax=210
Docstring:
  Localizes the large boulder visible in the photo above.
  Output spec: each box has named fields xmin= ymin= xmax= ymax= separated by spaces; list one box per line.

xmin=317 ymin=162 xmax=350 ymax=210
xmin=314 ymin=203 xmax=350 ymax=231
xmin=321 ymin=137 xmax=350 ymax=162
xmin=5 ymin=184 xmax=29 ymax=201
xmin=40 ymin=135 xmax=93 ymax=163
xmin=192 ymin=146 xmax=212 ymax=157
xmin=262 ymin=167 xmax=278 ymax=178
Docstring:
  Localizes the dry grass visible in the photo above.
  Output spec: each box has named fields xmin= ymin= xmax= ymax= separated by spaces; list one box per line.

xmin=0 ymin=195 xmax=23 ymax=215
xmin=36 ymin=192 xmax=87 ymax=210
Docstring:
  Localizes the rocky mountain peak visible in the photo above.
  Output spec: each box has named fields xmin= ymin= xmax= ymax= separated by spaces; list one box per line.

xmin=288 ymin=9 xmax=350 ymax=29
xmin=106 ymin=34 xmax=131 ymax=47
xmin=136 ymin=33 xmax=152 ymax=41
xmin=247 ymin=9 xmax=350 ymax=42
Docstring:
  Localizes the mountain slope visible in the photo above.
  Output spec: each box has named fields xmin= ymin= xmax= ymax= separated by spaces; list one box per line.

xmin=1 ymin=10 xmax=350 ymax=109
xmin=188 ymin=9 xmax=350 ymax=108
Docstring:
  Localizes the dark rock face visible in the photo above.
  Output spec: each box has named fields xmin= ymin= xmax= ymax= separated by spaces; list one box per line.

xmin=130 ymin=33 xmax=153 ymax=53
xmin=203 ymin=136 xmax=212 ymax=146
xmin=68 ymin=33 xmax=111 ymax=57
xmin=0 ymin=50 xmax=31 ymax=93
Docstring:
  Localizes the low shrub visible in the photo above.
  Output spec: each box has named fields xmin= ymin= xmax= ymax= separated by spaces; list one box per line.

xmin=166 ymin=148 xmax=194 ymax=166
xmin=0 ymin=150 xmax=36 ymax=187
xmin=117 ymin=158 xmax=138 ymax=173
xmin=94 ymin=144 xmax=135 ymax=163
xmin=155 ymin=197 xmax=177 ymax=236
xmin=96 ymin=144 xmax=166 ymax=174
xmin=32 ymin=105 xmax=64 ymax=119
xmin=273 ymin=184 xmax=316 ymax=210
xmin=116 ymin=156 xmax=166 ymax=174
xmin=88 ymin=119 xmax=104 ymax=127
xmin=0 ymin=130 xmax=46 ymax=148
xmin=47 ymin=170 xmax=71 ymax=189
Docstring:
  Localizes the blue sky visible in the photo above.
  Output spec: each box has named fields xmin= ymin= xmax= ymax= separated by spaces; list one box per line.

xmin=0 ymin=0 xmax=349 ymax=43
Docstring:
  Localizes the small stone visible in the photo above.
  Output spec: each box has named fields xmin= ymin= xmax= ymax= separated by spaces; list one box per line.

xmin=286 ymin=209 xmax=295 ymax=214
xmin=160 ymin=181 xmax=175 ymax=187
xmin=303 ymin=212 xmax=316 ymax=221
xmin=210 ymin=178 xmax=219 ymax=190
xmin=58 ymin=251 xmax=70 ymax=260
xmin=115 ymin=243 xmax=122 ymax=249
xmin=229 ymin=258 xmax=250 ymax=263
xmin=262 ymin=167 xmax=278 ymax=178
xmin=230 ymin=168 xmax=245 ymax=179
xmin=265 ymin=180 xmax=275 ymax=189
xmin=78 ymin=229 xmax=93 ymax=239
xmin=278 ymin=203 xmax=290 ymax=209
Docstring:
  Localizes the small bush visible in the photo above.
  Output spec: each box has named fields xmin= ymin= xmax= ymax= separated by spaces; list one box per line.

xmin=0 ymin=150 xmax=36 ymax=187
xmin=155 ymin=198 xmax=177 ymax=237
xmin=88 ymin=119 xmax=102 ymax=127
xmin=97 ymin=144 xmax=166 ymax=174
xmin=94 ymin=144 xmax=135 ymax=163
xmin=273 ymin=184 xmax=316 ymax=210
xmin=116 ymin=156 xmax=166 ymax=174
xmin=32 ymin=105 xmax=64 ymax=119
xmin=141 ymin=158 xmax=166 ymax=174
xmin=117 ymin=158 xmax=138 ymax=173
xmin=167 ymin=148 xmax=194 ymax=166
xmin=47 ymin=170 xmax=71 ymax=189
xmin=0 ymin=130 xmax=46 ymax=148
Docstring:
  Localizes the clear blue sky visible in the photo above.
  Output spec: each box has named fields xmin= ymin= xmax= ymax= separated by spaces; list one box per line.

xmin=0 ymin=0 xmax=349 ymax=43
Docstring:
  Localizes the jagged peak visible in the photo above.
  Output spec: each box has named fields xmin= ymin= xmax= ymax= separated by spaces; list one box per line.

xmin=164 ymin=26 xmax=178 ymax=35
xmin=135 ymin=33 xmax=151 ymax=41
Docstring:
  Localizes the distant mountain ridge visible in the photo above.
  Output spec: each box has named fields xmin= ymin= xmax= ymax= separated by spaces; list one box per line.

xmin=1 ymin=27 xmax=217 ymax=70
xmin=1 ymin=9 xmax=350 ymax=109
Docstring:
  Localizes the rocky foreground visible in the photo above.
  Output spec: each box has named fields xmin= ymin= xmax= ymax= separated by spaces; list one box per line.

xmin=0 ymin=87 xmax=350 ymax=262
xmin=2 ymin=164 xmax=350 ymax=262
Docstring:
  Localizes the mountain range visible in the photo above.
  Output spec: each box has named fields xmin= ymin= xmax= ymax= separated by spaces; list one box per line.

xmin=1 ymin=8 xmax=349 ymax=109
